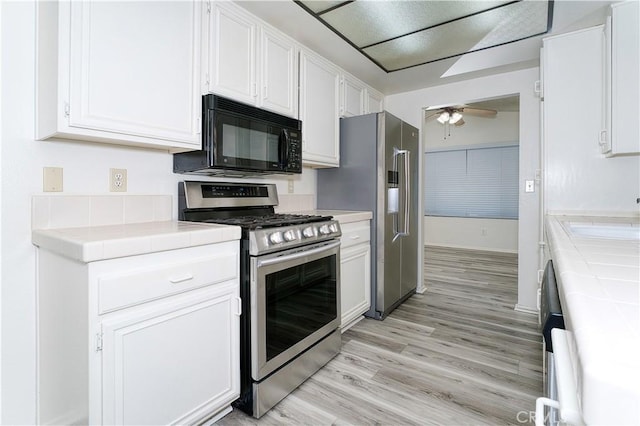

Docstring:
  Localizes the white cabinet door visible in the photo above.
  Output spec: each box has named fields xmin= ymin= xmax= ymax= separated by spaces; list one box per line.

xmin=259 ymin=27 xmax=298 ymax=117
xmin=206 ymin=2 xmax=298 ymax=118
xmin=340 ymin=243 xmax=371 ymax=330
xmin=209 ymin=1 xmax=257 ymax=105
xmin=341 ymin=74 xmax=365 ymax=117
xmin=299 ymin=49 xmax=341 ymax=167
xmin=101 ymin=283 xmax=240 ymax=426
xmin=67 ymin=1 xmax=201 ymax=147
xmin=365 ymin=87 xmax=384 ymax=114
xmin=339 ymin=221 xmax=371 ymax=330
xmin=610 ymin=0 xmax=640 ymax=156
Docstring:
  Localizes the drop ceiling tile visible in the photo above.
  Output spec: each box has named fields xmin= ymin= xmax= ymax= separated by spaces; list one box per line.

xmin=320 ymin=0 xmax=510 ymax=47
xmin=296 ymin=0 xmax=552 ymax=72
xmin=298 ymin=0 xmax=348 ymax=14
xmin=473 ymin=1 xmax=549 ymax=50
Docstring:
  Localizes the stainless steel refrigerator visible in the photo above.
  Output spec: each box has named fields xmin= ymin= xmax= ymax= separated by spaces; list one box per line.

xmin=317 ymin=112 xmax=419 ymax=319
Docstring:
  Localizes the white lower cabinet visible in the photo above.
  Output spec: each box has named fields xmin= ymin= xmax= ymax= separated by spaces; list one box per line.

xmin=339 ymin=221 xmax=371 ymax=330
xmin=37 ymin=242 xmax=240 ymax=426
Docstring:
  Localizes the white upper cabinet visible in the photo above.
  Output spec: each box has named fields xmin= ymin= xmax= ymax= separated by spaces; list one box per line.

xmin=607 ymin=0 xmax=640 ymax=156
xmin=258 ymin=27 xmax=299 ymax=117
xmin=340 ymin=73 xmax=385 ymax=117
xmin=208 ymin=1 xmax=257 ymax=105
xmin=206 ymin=1 xmax=298 ymax=118
xmin=299 ymin=49 xmax=341 ymax=167
xmin=36 ymin=1 xmax=202 ymax=151
xmin=365 ymin=87 xmax=385 ymax=114
xmin=543 ymin=27 xmax=604 ymax=156
xmin=341 ymin=73 xmax=366 ymax=117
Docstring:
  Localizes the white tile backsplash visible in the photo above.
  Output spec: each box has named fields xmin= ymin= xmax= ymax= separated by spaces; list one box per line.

xmin=123 ymin=196 xmax=156 ymax=224
xmin=275 ymin=194 xmax=315 ymax=213
xmin=90 ymin=196 xmax=124 ymax=226
xmin=153 ymin=196 xmax=173 ymax=221
xmin=49 ymin=196 xmax=91 ymax=229
xmin=32 ymin=195 xmax=173 ymax=230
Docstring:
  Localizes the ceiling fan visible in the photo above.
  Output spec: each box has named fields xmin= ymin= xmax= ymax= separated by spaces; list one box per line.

xmin=425 ymin=106 xmax=497 ymax=127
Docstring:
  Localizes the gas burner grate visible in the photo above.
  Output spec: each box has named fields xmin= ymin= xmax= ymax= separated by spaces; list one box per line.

xmin=204 ymin=213 xmax=332 ymax=229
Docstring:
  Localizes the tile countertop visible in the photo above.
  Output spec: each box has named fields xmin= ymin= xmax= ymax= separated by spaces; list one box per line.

xmin=545 ymin=215 xmax=640 ymax=425
xmin=32 ymin=221 xmax=242 ymax=263
xmin=299 ymin=210 xmax=373 ymax=224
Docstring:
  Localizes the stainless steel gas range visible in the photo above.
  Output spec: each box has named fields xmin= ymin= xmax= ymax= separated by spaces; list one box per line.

xmin=178 ymin=181 xmax=342 ymax=418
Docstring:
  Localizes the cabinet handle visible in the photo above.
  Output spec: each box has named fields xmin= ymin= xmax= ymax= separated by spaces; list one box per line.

xmin=235 ymin=297 xmax=242 ymax=316
xmin=350 ymin=235 xmax=361 ymax=240
xmin=598 ymin=129 xmax=607 ymax=145
xmin=169 ymin=274 xmax=194 ymax=284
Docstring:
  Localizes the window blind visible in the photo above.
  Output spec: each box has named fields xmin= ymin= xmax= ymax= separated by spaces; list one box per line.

xmin=424 ymin=145 xmax=519 ymax=219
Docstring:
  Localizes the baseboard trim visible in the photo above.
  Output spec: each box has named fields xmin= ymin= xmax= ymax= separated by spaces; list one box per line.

xmin=514 ymin=304 xmax=538 ymax=315
xmin=340 ymin=315 xmax=365 ymax=333
xmin=424 ymin=243 xmax=517 ymax=254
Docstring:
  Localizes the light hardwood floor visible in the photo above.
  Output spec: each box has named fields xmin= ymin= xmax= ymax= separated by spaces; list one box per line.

xmin=218 ymin=246 xmax=542 ymax=425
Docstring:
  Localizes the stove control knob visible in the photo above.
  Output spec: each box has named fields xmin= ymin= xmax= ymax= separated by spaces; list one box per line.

xmin=329 ymin=223 xmax=339 ymax=233
xmin=302 ymin=226 xmax=315 ymax=238
xmin=283 ymin=230 xmax=297 ymax=242
xmin=269 ymin=232 xmax=284 ymax=244
xmin=319 ymin=224 xmax=330 ymax=235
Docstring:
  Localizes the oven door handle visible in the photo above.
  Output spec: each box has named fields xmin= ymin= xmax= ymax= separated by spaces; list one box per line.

xmin=256 ymin=240 xmax=341 ymax=268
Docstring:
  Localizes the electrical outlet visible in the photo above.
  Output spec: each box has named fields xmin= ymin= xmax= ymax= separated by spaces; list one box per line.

xmin=110 ymin=168 xmax=127 ymax=192
xmin=43 ymin=167 xmax=63 ymax=192
xmin=481 ymin=227 xmax=488 ymax=236
xmin=288 ymin=179 xmax=294 ymax=194
xmin=525 ymin=180 xmax=535 ymax=193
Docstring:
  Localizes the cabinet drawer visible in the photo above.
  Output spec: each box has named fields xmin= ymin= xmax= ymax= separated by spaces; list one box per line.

xmin=340 ymin=222 xmax=370 ymax=249
xmin=98 ymin=252 xmax=238 ymax=314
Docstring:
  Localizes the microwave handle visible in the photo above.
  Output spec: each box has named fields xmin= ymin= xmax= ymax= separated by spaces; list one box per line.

xmin=279 ymin=129 xmax=290 ymax=168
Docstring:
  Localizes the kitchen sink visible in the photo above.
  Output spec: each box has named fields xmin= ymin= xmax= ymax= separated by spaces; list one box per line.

xmin=565 ymin=222 xmax=640 ymax=240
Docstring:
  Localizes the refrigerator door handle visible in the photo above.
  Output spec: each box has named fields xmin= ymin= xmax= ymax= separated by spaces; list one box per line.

xmin=402 ymin=149 xmax=410 ymax=237
xmin=393 ymin=147 xmax=410 ymax=240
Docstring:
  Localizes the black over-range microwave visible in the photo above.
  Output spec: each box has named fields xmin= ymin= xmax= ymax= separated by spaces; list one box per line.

xmin=173 ymin=94 xmax=302 ymax=175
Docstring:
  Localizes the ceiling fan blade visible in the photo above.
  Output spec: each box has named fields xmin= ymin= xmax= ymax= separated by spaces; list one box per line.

xmin=454 ymin=118 xmax=465 ymax=127
xmin=424 ymin=110 xmax=443 ymax=120
xmin=462 ymin=107 xmax=497 ymax=118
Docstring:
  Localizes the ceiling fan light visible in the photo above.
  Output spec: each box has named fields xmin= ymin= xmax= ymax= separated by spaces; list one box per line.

xmin=449 ymin=112 xmax=463 ymax=124
xmin=437 ymin=111 xmax=450 ymax=124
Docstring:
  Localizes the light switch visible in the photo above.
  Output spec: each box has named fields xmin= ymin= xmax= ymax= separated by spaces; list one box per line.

xmin=43 ymin=167 xmax=63 ymax=192
xmin=525 ymin=180 xmax=535 ymax=193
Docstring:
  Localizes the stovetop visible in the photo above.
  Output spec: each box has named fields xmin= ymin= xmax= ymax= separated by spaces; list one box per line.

xmin=179 ymin=181 xmax=342 ymax=255
xmin=201 ymin=213 xmax=332 ymax=230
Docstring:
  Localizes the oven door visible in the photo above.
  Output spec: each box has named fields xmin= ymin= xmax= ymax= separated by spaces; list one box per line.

xmin=250 ymin=240 xmax=340 ymax=381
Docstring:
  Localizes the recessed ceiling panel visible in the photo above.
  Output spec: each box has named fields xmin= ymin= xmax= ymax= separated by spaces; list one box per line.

xmin=299 ymin=1 xmax=348 ymax=14
xmin=319 ymin=0 xmax=510 ymax=47
xmin=295 ymin=0 xmax=553 ymax=73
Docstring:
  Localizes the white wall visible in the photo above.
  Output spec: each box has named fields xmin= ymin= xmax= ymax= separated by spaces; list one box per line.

xmin=425 ymin=217 xmax=518 ymax=253
xmin=0 ymin=3 xmax=316 ymax=423
xmin=424 ymin=110 xmax=520 ymax=252
xmin=385 ymin=67 xmax=541 ymax=312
